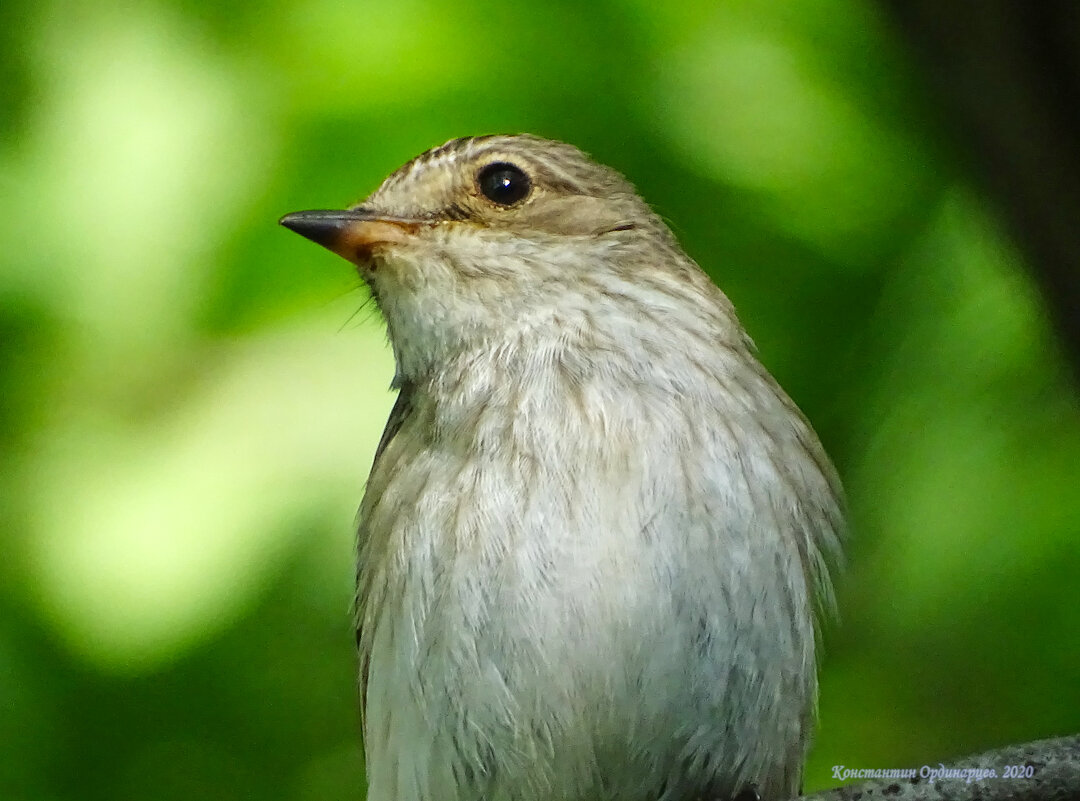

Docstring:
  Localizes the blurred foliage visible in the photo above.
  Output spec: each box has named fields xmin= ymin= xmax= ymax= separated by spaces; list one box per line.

xmin=1 ymin=0 xmax=1078 ymax=799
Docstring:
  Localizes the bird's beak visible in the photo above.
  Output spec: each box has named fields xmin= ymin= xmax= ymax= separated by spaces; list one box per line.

xmin=279 ymin=208 xmax=419 ymax=264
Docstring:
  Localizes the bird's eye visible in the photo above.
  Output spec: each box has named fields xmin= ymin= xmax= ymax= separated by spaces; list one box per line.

xmin=477 ymin=162 xmax=532 ymax=206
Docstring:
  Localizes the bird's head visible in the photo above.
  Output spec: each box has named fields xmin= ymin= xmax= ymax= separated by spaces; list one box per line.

xmin=281 ymin=135 xmax=735 ymax=384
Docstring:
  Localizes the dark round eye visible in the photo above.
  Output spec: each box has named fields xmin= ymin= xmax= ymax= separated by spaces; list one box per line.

xmin=477 ymin=162 xmax=532 ymax=206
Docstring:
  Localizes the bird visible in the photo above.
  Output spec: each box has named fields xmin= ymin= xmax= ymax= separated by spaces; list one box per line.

xmin=280 ymin=134 xmax=844 ymax=801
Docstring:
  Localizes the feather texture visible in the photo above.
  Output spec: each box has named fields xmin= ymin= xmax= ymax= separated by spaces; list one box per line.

xmin=309 ymin=135 xmax=843 ymax=801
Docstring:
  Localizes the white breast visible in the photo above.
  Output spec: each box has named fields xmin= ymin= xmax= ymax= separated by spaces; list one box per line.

xmin=357 ymin=342 xmax=834 ymax=801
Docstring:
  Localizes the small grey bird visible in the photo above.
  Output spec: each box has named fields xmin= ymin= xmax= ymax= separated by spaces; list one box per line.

xmin=280 ymin=135 xmax=844 ymax=801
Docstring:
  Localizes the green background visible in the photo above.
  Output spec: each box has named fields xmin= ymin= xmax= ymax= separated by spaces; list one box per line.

xmin=2 ymin=1 xmax=1078 ymax=799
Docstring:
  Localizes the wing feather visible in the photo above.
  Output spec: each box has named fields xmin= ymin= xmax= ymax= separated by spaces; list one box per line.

xmin=357 ymin=382 xmax=415 ymax=723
